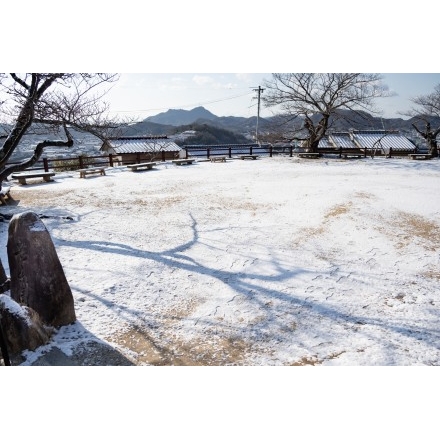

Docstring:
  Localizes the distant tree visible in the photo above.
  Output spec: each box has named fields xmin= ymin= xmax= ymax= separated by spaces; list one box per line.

xmin=0 ymin=73 xmax=123 ymax=187
xmin=404 ymin=83 xmax=440 ymax=157
xmin=262 ymin=73 xmax=391 ymax=153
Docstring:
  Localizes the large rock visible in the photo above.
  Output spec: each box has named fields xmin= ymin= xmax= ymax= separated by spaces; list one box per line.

xmin=7 ymin=211 xmax=76 ymax=327
xmin=0 ymin=294 xmax=52 ymax=355
xmin=0 ymin=257 xmax=7 ymax=285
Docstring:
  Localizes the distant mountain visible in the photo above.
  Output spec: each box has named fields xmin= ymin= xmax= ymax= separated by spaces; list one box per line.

xmin=141 ymin=106 xmax=430 ymax=137
xmin=120 ymin=120 xmax=176 ymax=136
xmin=146 ymin=106 xmax=217 ymax=126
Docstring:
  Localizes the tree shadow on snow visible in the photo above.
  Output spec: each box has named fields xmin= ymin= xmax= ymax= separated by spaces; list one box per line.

xmin=48 ymin=211 xmax=440 ymax=363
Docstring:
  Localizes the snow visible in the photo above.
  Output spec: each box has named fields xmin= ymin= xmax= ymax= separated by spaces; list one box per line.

xmin=1 ymin=155 xmax=440 ymax=366
xmin=2 ymin=154 xmax=439 ymax=435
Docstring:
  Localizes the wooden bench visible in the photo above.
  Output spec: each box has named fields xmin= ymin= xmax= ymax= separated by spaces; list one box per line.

xmin=0 ymin=186 xmax=12 ymax=205
xmin=11 ymin=171 xmax=56 ymax=185
xmin=297 ymin=153 xmax=320 ymax=159
xmin=172 ymin=159 xmax=195 ymax=166
xmin=126 ymin=162 xmax=157 ymax=172
xmin=210 ymin=156 xmax=227 ymax=163
xmin=78 ymin=167 xmax=106 ymax=178
xmin=408 ymin=154 xmax=432 ymax=160
xmin=240 ymin=155 xmax=259 ymax=160
xmin=319 ymin=148 xmax=364 ymax=159
xmin=342 ymin=154 xmax=364 ymax=159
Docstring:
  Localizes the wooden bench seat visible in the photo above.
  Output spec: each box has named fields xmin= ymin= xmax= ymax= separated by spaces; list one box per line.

xmin=11 ymin=171 xmax=56 ymax=185
xmin=319 ymin=149 xmax=365 ymax=159
xmin=239 ymin=155 xmax=259 ymax=160
xmin=297 ymin=152 xmax=320 ymax=159
xmin=0 ymin=186 xmax=12 ymax=205
xmin=78 ymin=167 xmax=106 ymax=178
xmin=341 ymin=154 xmax=364 ymax=159
xmin=172 ymin=159 xmax=195 ymax=166
xmin=408 ymin=154 xmax=432 ymax=160
xmin=126 ymin=162 xmax=157 ymax=172
xmin=210 ymin=156 xmax=227 ymax=163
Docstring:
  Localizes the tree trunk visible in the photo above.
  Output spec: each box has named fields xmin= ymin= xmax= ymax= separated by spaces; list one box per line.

xmin=429 ymin=140 xmax=439 ymax=157
xmin=309 ymin=139 xmax=320 ymax=153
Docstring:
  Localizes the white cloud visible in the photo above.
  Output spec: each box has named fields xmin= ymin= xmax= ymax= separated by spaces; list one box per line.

xmin=235 ymin=73 xmax=252 ymax=82
xmin=192 ymin=75 xmax=215 ymax=86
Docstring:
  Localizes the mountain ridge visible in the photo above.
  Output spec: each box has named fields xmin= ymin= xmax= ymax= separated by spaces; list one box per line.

xmin=141 ymin=106 xmax=440 ymax=137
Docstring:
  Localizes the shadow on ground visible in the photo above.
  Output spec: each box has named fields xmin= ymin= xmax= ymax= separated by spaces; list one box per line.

xmin=19 ymin=340 xmax=135 ymax=366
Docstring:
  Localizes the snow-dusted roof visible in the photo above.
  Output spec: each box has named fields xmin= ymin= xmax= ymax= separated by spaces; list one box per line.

xmin=329 ymin=132 xmax=357 ymax=150
xmin=102 ymin=137 xmax=181 ymax=154
xmin=317 ymin=137 xmax=333 ymax=149
xmin=351 ymin=131 xmax=415 ymax=153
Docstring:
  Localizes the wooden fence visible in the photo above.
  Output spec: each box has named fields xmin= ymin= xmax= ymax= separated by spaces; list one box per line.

xmin=184 ymin=145 xmax=292 ymax=159
xmin=6 ymin=145 xmax=294 ymax=172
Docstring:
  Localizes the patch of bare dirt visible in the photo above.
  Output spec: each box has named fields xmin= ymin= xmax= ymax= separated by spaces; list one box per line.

xmin=355 ymin=191 xmax=376 ymax=200
xmin=111 ymin=326 xmax=250 ymax=366
xmin=290 ymin=350 xmax=346 ymax=366
xmin=292 ymin=202 xmax=353 ymax=247
xmin=379 ymin=211 xmax=440 ymax=251
xmin=324 ymin=202 xmax=352 ymax=219
xmin=10 ymin=188 xmax=71 ymax=207
xmin=212 ymin=195 xmax=271 ymax=214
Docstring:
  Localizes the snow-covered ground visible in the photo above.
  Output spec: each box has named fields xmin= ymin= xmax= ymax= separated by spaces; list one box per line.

xmin=1 ymin=155 xmax=440 ymax=367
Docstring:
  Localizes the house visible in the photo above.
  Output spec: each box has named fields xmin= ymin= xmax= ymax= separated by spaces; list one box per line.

xmin=100 ymin=136 xmax=184 ymax=165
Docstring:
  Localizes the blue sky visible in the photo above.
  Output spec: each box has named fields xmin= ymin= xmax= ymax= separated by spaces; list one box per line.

xmin=104 ymin=73 xmax=440 ymax=121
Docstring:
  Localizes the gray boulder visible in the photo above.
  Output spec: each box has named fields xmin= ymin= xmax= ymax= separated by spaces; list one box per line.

xmin=0 ymin=294 xmax=52 ymax=355
xmin=7 ymin=211 xmax=76 ymax=327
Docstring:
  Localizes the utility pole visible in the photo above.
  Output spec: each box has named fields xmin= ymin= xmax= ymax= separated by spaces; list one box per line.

xmin=253 ymin=86 xmax=264 ymax=144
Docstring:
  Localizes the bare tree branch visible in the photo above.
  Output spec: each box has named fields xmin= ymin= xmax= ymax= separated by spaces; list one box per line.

xmin=403 ymin=83 xmax=440 ymax=157
xmin=0 ymin=73 xmax=124 ymax=185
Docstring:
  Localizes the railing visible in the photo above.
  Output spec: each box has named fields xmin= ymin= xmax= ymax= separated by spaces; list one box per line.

xmin=5 ymin=145 xmax=302 ymax=172
xmin=184 ymin=144 xmax=294 ymax=159
xmin=6 ymin=152 xmax=171 ymax=173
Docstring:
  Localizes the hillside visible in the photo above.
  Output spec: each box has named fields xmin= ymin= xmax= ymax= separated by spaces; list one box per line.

xmin=170 ymin=123 xmax=250 ymax=146
xmin=146 ymin=106 xmax=218 ymax=126
xmin=142 ymin=106 xmax=440 ymax=136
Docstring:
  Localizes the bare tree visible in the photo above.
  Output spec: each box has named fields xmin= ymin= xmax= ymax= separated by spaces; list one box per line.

xmin=0 ymin=73 xmax=123 ymax=187
xmin=404 ymin=83 xmax=440 ymax=157
xmin=262 ymin=73 xmax=390 ymax=153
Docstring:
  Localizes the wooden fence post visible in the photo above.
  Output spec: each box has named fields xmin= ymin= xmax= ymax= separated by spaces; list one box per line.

xmin=109 ymin=154 xmax=114 ymax=167
xmin=229 ymin=147 xmax=232 ymax=158
xmin=43 ymin=157 xmax=49 ymax=172
xmin=290 ymin=146 xmax=293 ymax=157
xmin=250 ymin=146 xmax=253 ymax=156
xmin=79 ymin=155 xmax=84 ymax=169
xmin=269 ymin=145 xmax=273 ymax=157
xmin=207 ymin=148 xmax=210 ymax=159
